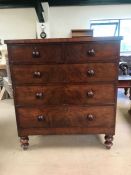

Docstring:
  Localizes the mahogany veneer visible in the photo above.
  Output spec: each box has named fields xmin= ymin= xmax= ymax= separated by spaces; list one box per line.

xmin=5 ymin=37 xmax=122 ymax=149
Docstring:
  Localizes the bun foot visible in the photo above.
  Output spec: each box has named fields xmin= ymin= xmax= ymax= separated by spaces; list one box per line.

xmin=20 ymin=137 xmax=29 ymax=150
xmin=104 ymin=135 xmax=113 ymax=149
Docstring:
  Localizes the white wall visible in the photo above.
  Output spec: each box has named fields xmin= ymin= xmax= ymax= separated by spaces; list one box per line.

xmin=0 ymin=8 xmax=37 ymax=39
xmin=50 ymin=4 xmax=131 ymax=38
xmin=0 ymin=4 xmax=131 ymax=39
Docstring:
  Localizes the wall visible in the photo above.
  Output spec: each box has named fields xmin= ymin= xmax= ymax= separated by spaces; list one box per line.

xmin=0 ymin=4 xmax=131 ymax=39
xmin=0 ymin=8 xmax=37 ymax=40
xmin=49 ymin=4 xmax=131 ymax=38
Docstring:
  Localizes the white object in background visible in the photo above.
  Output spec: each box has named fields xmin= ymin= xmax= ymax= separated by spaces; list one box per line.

xmin=36 ymin=2 xmax=50 ymax=39
xmin=36 ymin=22 xmax=50 ymax=39
xmin=0 ymin=44 xmax=7 ymax=60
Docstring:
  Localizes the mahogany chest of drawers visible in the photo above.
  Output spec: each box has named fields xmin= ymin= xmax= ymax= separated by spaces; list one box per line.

xmin=5 ymin=37 xmax=122 ymax=149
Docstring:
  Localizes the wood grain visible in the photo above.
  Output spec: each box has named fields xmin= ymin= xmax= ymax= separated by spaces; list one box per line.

xmin=11 ymin=63 xmax=117 ymax=84
xmin=17 ymin=106 xmax=115 ymax=129
xmin=15 ymin=84 xmax=115 ymax=106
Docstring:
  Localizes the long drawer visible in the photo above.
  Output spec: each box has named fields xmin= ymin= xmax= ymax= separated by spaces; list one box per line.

xmin=15 ymin=84 xmax=115 ymax=106
xmin=17 ymin=106 xmax=115 ymax=128
xmin=8 ymin=42 xmax=119 ymax=64
xmin=11 ymin=63 xmax=117 ymax=84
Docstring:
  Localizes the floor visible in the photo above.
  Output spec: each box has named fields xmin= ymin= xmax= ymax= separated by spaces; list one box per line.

xmin=0 ymin=89 xmax=131 ymax=175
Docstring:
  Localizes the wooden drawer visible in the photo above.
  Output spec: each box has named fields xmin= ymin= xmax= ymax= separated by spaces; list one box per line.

xmin=8 ymin=44 xmax=63 ymax=63
xmin=8 ymin=42 xmax=119 ymax=64
xmin=11 ymin=63 xmax=117 ymax=84
xmin=17 ymin=106 xmax=115 ymax=128
xmin=64 ymin=42 xmax=119 ymax=62
xmin=15 ymin=84 xmax=115 ymax=106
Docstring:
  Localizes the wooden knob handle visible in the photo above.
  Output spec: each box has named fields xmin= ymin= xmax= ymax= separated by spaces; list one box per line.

xmin=36 ymin=92 xmax=43 ymax=99
xmin=87 ymin=90 xmax=94 ymax=97
xmin=33 ymin=71 xmax=41 ymax=78
xmin=87 ymin=69 xmax=95 ymax=76
xmin=37 ymin=115 xmax=45 ymax=122
xmin=32 ymin=50 xmax=40 ymax=58
xmin=88 ymin=49 xmax=95 ymax=56
xmin=87 ymin=114 xmax=95 ymax=121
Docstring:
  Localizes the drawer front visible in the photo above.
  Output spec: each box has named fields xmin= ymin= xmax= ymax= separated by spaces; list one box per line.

xmin=15 ymin=84 xmax=115 ymax=106
xmin=11 ymin=63 xmax=117 ymax=84
xmin=9 ymin=44 xmax=63 ymax=63
xmin=17 ymin=106 xmax=115 ymax=128
xmin=9 ymin=42 xmax=119 ymax=64
xmin=64 ymin=42 xmax=119 ymax=62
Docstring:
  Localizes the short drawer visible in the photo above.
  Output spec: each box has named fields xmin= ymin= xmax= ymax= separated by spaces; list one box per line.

xmin=17 ymin=106 xmax=115 ymax=128
xmin=15 ymin=84 xmax=115 ymax=106
xmin=11 ymin=63 xmax=117 ymax=84
xmin=8 ymin=44 xmax=63 ymax=63
xmin=64 ymin=42 xmax=119 ymax=62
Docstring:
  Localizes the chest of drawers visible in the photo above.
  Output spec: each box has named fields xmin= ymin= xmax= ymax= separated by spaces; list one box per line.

xmin=5 ymin=37 xmax=122 ymax=149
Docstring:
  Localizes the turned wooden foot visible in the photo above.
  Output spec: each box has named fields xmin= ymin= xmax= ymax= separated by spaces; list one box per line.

xmin=20 ymin=137 xmax=29 ymax=150
xmin=104 ymin=135 xmax=113 ymax=149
